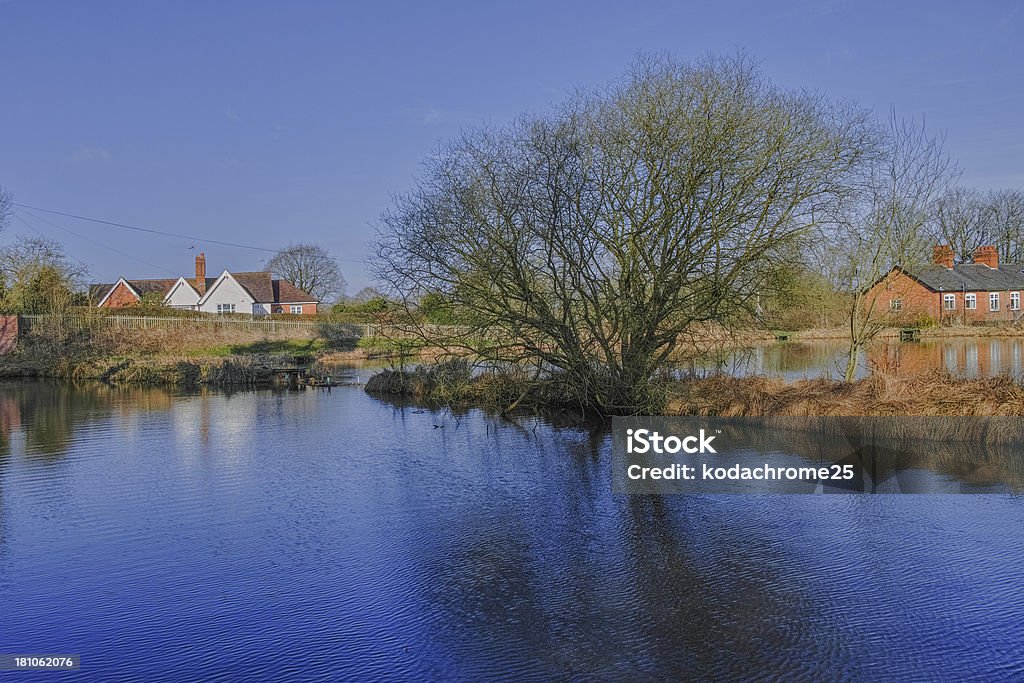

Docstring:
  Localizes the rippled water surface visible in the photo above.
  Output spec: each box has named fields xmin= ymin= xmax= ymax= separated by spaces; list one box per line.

xmin=2 ymin=380 xmax=1024 ymax=681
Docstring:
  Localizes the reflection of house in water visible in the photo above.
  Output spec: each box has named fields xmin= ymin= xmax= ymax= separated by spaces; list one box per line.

xmin=0 ymin=383 xmax=178 ymax=457
xmin=868 ymin=339 xmax=1024 ymax=377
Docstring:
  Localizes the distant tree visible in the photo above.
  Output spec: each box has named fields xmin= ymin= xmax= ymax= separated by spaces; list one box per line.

xmin=987 ymin=189 xmax=1024 ymax=263
xmin=931 ymin=187 xmax=989 ymax=263
xmin=0 ymin=236 xmax=89 ymax=314
xmin=264 ymin=243 xmax=346 ymax=302
xmin=0 ymin=186 xmax=12 ymax=234
xmin=348 ymin=287 xmax=386 ymax=304
xmin=834 ymin=112 xmax=957 ymax=382
xmin=418 ymin=291 xmax=459 ymax=324
xmin=926 ymin=188 xmax=1024 ymax=264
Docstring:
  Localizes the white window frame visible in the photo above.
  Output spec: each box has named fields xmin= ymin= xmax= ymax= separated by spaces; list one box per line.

xmin=216 ymin=303 xmax=236 ymax=315
xmin=990 ymin=293 xmax=1000 ymax=312
xmin=965 ymin=293 xmax=977 ymax=310
xmin=943 ymin=293 xmax=955 ymax=311
xmin=1012 ymin=292 xmax=1020 ymax=311
xmin=889 ymin=299 xmax=903 ymax=312
xmin=290 ymin=305 xmax=303 ymax=314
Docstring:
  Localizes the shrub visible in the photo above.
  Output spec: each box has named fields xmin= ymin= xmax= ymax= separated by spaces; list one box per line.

xmin=316 ymin=319 xmax=362 ymax=350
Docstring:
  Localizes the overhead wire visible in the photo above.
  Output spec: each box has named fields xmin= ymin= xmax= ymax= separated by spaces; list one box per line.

xmin=11 ymin=202 xmax=366 ymax=265
xmin=15 ymin=208 xmax=179 ymax=277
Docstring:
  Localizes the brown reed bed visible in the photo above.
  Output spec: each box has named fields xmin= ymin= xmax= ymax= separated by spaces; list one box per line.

xmin=667 ymin=370 xmax=1024 ymax=417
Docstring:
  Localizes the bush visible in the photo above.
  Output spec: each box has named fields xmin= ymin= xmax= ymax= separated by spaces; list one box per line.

xmin=316 ymin=320 xmax=362 ymax=350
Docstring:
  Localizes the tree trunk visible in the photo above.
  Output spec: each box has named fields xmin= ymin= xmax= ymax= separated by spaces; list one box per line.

xmin=844 ymin=341 xmax=861 ymax=383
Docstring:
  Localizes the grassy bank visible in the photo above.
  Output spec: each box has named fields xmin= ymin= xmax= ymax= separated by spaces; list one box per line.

xmin=0 ymin=352 xmax=291 ymax=386
xmin=666 ymin=371 xmax=1024 ymax=416
xmin=0 ymin=320 xmax=330 ymax=386
xmin=365 ymin=364 xmax=1024 ymax=417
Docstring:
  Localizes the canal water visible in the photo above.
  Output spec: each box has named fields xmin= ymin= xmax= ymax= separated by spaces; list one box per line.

xmin=2 ymin=380 xmax=1024 ymax=680
xmin=694 ymin=336 xmax=1024 ymax=381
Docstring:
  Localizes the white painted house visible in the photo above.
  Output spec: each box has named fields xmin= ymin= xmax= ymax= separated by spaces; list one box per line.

xmin=90 ymin=253 xmax=319 ymax=315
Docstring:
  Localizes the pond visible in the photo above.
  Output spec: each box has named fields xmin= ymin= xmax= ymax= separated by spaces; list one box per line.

xmin=1 ymin=380 xmax=1023 ymax=680
xmin=691 ymin=336 xmax=1024 ymax=381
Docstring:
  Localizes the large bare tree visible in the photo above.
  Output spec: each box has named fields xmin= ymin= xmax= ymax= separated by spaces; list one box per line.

xmin=373 ymin=54 xmax=876 ymax=412
xmin=265 ymin=243 xmax=346 ymax=302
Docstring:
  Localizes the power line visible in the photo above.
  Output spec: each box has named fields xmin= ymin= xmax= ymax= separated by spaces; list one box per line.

xmin=15 ymin=208 xmax=179 ymax=277
xmin=10 ymin=215 xmax=96 ymax=283
xmin=11 ymin=202 xmax=366 ymax=265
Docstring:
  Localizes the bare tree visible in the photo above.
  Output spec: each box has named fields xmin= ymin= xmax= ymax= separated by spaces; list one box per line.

xmin=0 ymin=235 xmax=90 ymax=313
xmin=927 ymin=187 xmax=1024 ymax=264
xmin=987 ymin=189 xmax=1024 ymax=262
xmin=931 ymin=187 xmax=989 ymax=263
xmin=836 ymin=111 xmax=957 ymax=382
xmin=265 ymin=243 xmax=346 ymax=302
xmin=0 ymin=186 xmax=12 ymax=234
xmin=374 ymin=54 xmax=876 ymax=412
xmin=348 ymin=287 xmax=387 ymax=304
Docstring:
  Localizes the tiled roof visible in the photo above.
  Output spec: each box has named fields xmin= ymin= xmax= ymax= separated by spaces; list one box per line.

xmin=127 ymin=279 xmax=179 ymax=296
xmin=229 ymin=272 xmax=315 ymax=303
xmin=273 ymin=278 xmax=316 ymax=302
xmin=91 ymin=271 xmax=318 ymax=304
xmin=88 ymin=283 xmax=114 ymax=302
xmin=913 ymin=263 xmax=1024 ymax=292
xmin=231 ymin=272 xmax=275 ymax=303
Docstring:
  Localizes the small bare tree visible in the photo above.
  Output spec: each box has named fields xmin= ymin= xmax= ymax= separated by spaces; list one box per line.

xmin=0 ymin=235 xmax=90 ymax=314
xmin=0 ymin=186 xmax=12 ymax=234
xmin=265 ymin=243 xmax=346 ymax=303
xmin=374 ymin=54 xmax=877 ymax=412
xmin=836 ymin=111 xmax=957 ymax=382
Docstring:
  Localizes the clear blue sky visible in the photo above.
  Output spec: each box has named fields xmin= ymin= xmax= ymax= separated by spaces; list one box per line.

xmin=1 ymin=0 xmax=1022 ymax=292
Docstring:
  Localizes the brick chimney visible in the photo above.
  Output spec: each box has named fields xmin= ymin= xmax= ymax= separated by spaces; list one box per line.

xmin=195 ymin=252 xmax=207 ymax=295
xmin=973 ymin=245 xmax=999 ymax=269
xmin=932 ymin=244 xmax=954 ymax=269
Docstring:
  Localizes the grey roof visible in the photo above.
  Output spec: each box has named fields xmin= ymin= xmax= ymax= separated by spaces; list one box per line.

xmin=88 ymin=283 xmax=114 ymax=303
xmin=913 ymin=263 xmax=1024 ymax=292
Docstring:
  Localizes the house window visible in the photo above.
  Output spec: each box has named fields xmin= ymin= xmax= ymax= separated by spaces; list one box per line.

xmin=216 ymin=303 xmax=236 ymax=315
xmin=290 ymin=305 xmax=303 ymax=314
xmin=889 ymin=299 xmax=903 ymax=311
xmin=1012 ymin=292 xmax=1020 ymax=311
xmin=943 ymin=293 xmax=955 ymax=311
xmin=990 ymin=293 xmax=1000 ymax=312
xmin=965 ymin=294 xmax=977 ymax=310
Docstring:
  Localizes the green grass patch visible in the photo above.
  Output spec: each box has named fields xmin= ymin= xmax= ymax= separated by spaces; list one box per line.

xmin=356 ymin=336 xmax=428 ymax=352
xmin=190 ymin=338 xmax=326 ymax=357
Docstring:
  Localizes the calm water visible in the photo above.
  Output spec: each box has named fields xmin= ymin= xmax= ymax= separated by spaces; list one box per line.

xmin=699 ymin=336 xmax=1024 ymax=381
xmin=2 ymin=380 xmax=1024 ymax=680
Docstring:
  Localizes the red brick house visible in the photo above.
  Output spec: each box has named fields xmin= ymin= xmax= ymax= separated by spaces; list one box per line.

xmin=89 ymin=254 xmax=319 ymax=316
xmin=866 ymin=245 xmax=1024 ymax=324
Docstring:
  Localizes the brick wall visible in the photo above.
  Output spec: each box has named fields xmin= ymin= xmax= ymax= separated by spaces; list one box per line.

xmin=271 ymin=303 xmax=317 ymax=315
xmin=0 ymin=315 xmax=18 ymax=354
xmin=866 ymin=269 xmax=1023 ymax=324
xmin=865 ymin=269 xmax=940 ymax=323
xmin=101 ymin=282 xmax=140 ymax=308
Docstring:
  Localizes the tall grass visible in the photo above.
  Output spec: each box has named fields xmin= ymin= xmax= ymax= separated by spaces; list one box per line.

xmin=365 ymin=363 xmax=1024 ymax=417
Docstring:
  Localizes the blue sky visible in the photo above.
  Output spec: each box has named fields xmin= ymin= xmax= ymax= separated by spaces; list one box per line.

xmin=1 ymin=0 xmax=1022 ymax=293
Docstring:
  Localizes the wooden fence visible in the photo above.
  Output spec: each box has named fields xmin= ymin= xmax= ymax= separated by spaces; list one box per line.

xmin=14 ymin=314 xmax=473 ymax=339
